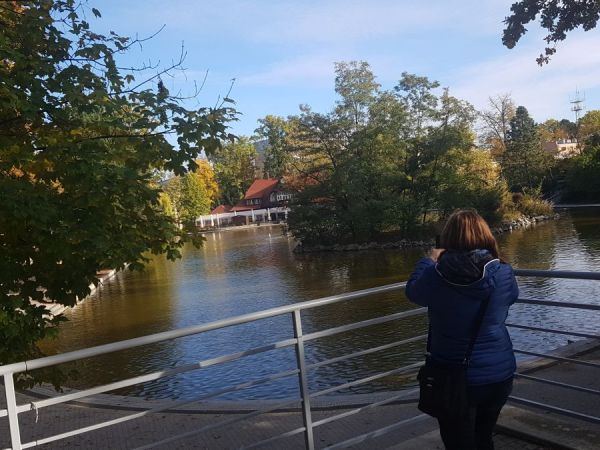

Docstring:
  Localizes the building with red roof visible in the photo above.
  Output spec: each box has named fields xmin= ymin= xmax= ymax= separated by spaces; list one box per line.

xmin=210 ymin=204 xmax=232 ymax=215
xmin=196 ymin=179 xmax=293 ymax=228
xmin=231 ymin=179 xmax=292 ymax=212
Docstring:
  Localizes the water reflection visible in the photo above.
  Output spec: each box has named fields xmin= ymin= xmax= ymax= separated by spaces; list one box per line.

xmin=501 ymin=210 xmax=600 ymax=352
xmin=39 ymin=211 xmax=600 ymax=399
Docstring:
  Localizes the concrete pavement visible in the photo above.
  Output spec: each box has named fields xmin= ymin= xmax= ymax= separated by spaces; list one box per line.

xmin=1 ymin=345 xmax=598 ymax=449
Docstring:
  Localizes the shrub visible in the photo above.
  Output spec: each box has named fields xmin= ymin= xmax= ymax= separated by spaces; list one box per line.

xmin=516 ymin=190 xmax=554 ymax=216
xmin=563 ymin=145 xmax=600 ymax=202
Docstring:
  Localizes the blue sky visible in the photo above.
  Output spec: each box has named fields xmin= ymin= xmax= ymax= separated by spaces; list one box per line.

xmin=90 ymin=0 xmax=600 ymax=137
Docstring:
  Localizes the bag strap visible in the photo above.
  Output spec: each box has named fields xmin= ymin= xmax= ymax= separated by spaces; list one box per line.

xmin=463 ymin=294 xmax=491 ymax=365
xmin=426 ymin=323 xmax=432 ymax=355
xmin=425 ymin=293 xmax=492 ymax=365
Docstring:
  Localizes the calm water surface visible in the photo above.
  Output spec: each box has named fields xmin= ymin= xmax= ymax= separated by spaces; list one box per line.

xmin=39 ymin=209 xmax=600 ymax=399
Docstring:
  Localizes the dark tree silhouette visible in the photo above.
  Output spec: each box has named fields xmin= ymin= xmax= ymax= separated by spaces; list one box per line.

xmin=503 ymin=0 xmax=600 ymax=64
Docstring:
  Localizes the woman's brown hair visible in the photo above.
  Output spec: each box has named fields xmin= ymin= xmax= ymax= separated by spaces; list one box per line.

xmin=439 ymin=209 xmax=499 ymax=258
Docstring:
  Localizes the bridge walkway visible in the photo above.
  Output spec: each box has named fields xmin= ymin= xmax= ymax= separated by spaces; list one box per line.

xmin=3 ymin=345 xmax=598 ymax=449
xmin=0 ymin=391 xmax=558 ymax=450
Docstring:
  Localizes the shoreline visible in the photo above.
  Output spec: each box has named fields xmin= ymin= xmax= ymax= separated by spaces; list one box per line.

xmin=294 ymin=213 xmax=560 ymax=254
xmin=36 ymin=225 xmax=288 ymax=317
xmin=201 ymin=222 xmax=286 ymax=233
xmin=32 ymin=268 xmax=120 ymax=317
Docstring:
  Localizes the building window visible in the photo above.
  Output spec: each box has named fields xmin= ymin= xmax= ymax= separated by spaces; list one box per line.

xmin=276 ymin=193 xmax=292 ymax=201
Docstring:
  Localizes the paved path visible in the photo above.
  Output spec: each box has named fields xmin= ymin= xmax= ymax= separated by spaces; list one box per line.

xmin=389 ymin=429 xmax=556 ymax=450
xmin=498 ymin=345 xmax=600 ymax=450
xmin=1 ymin=395 xmax=553 ymax=450
xmin=2 ymin=345 xmax=598 ymax=449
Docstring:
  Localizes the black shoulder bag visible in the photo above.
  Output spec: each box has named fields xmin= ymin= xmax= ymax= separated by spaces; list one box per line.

xmin=416 ymin=295 xmax=491 ymax=420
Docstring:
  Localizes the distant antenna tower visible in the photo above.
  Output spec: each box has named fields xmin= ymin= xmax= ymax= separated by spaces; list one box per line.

xmin=570 ymin=89 xmax=585 ymax=123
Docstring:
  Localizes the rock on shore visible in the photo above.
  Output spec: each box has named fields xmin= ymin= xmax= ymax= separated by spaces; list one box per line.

xmin=293 ymin=214 xmax=559 ymax=254
xmin=33 ymin=268 xmax=120 ymax=317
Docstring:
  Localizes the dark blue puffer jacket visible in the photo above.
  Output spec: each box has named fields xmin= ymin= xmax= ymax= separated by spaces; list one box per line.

xmin=406 ymin=249 xmax=518 ymax=385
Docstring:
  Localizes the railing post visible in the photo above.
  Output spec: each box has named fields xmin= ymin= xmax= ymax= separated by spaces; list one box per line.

xmin=293 ymin=310 xmax=315 ymax=450
xmin=3 ymin=373 xmax=22 ymax=450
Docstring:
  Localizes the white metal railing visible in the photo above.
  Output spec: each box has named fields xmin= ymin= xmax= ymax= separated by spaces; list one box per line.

xmin=1 ymin=270 xmax=599 ymax=449
xmin=196 ymin=207 xmax=290 ymax=227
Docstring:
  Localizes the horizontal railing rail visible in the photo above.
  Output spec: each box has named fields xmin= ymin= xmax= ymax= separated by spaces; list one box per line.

xmin=305 ymin=335 xmax=427 ymax=370
xmin=506 ymin=322 xmax=598 ymax=339
xmin=507 ymin=270 xmax=600 ymax=429
xmin=514 ymin=373 xmax=600 ymax=395
xmin=513 ymin=268 xmax=600 ymax=280
xmin=508 ymin=396 xmax=600 ymax=424
xmin=513 ymin=349 xmax=600 ymax=368
xmin=1 ymin=270 xmax=599 ymax=450
xmin=0 ymin=282 xmax=408 ymax=377
xmin=516 ymin=298 xmax=600 ymax=310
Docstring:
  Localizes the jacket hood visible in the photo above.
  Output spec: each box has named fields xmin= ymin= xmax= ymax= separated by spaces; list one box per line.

xmin=435 ymin=249 xmax=499 ymax=294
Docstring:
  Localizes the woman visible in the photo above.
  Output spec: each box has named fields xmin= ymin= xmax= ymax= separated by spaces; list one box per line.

xmin=406 ymin=209 xmax=518 ymax=450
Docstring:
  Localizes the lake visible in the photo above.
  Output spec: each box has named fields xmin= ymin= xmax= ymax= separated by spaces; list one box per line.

xmin=39 ymin=209 xmax=600 ymax=399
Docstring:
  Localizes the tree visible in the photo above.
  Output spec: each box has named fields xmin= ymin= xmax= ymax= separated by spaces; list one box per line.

xmin=287 ymin=63 xmax=485 ymax=244
xmin=158 ymin=192 xmax=176 ymax=218
xmin=393 ymin=74 xmax=479 ymax=224
xmin=334 ymin=61 xmax=380 ymax=127
xmin=394 ymin=72 xmax=440 ymax=136
xmin=210 ymin=138 xmax=257 ymax=205
xmin=286 ymin=63 xmax=397 ymax=243
xmin=502 ymin=106 xmax=553 ymax=190
xmin=163 ymin=161 xmax=216 ymax=227
xmin=192 ymin=159 xmax=220 ymax=207
xmin=437 ymin=148 xmax=508 ymax=223
xmin=479 ymin=94 xmax=516 ymax=158
xmin=503 ymin=0 xmax=600 ymax=64
xmin=564 ymin=144 xmax=600 ymax=201
xmin=579 ymin=110 xmax=600 ymax=142
xmin=255 ymin=115 xmax=293 ymax=179
xmin=538 ymin=119 xmax=570 ymax=143
xmin=178 ymin=172 xmax=211 ymax=225
xmin=559 ymin=119 xmax=578 ymax=138
xmin=0 ymin=1 xmax=235 ymax=377
xmin=509 ymin=106 xmax=538 ymax=143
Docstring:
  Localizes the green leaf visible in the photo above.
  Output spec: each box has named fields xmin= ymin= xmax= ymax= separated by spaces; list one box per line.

xmin=0 ymin=0 xmax=236 ymax=385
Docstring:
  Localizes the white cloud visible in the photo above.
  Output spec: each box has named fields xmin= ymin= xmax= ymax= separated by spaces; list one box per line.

xmin=451 ymin=33 xmax=600 ymax=121
xmin=102 ymin=0 xmax=598 ymax=131
xmin=238 ymin=53 xmax=410 ymax=88
xmin=238 ymin=54 xmax=336 ymax=86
